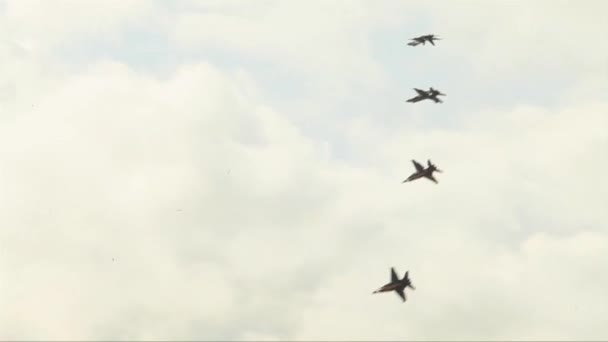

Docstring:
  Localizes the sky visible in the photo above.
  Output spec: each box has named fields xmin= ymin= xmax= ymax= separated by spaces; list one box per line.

xmin=1 ymin=0 xmax=608 ymax=340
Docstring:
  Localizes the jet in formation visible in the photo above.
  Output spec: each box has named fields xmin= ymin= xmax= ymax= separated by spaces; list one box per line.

xmin=408 ymin=34 xmax=441 ymax=46
xmin=373 ymin=267 xmax=416 ymax=302
xmin=407 ymin=87 xmax=446 ymax=103
xmin=403 ymin=159 xmax=442 ymax=184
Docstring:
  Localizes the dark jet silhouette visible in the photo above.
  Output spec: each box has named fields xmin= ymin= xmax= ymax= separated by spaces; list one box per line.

xmin=372 ymin=267 xmax=416 ymax=302
xmin=406 ymin=87 xmax=446 ymax=103
xmin=402 ymin=159 xmax=442 ymax=184
xmin=407 ymin=34 xmax=441 ymax=46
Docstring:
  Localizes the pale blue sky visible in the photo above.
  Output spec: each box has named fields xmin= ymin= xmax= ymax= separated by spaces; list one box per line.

xmin=47 ymin=2 xmax=585 ymax=141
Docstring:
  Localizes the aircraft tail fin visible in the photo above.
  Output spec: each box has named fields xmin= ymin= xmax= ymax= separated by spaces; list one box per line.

xmin=428 ymin=160 xmax=442 ymax=172
xmin=403 ymin=271 xmax=415 ymax=290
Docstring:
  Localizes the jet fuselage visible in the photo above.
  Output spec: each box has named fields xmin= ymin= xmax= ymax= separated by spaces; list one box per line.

xmin=405 ymin=168 xmax=434 ymax=182
xmin=375 ymin=282 xmax=405 ymax=293
xmin=373 ymin=268 xmax=415 ymax=302
xmin=408 ymin=34 xmax=440 ymax=46
xmin=407 ymin=88 xmax=445 ymax=103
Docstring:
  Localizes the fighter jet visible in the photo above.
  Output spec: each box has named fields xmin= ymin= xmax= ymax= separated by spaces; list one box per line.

xmin=402 ymin=159 xmax=442 ymax=184
xmin=407 ymin=34 xmax=441 ymax=46
xmin=406 ymin=87 xmax=446 ymax=103
xmin=372 ymin=267 xmax=416 ymax=302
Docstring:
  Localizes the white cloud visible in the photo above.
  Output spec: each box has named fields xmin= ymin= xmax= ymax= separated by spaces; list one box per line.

xmin=289 ymin=99 xmax=608 ymax=340
xmin=1 ymin=1 xmax=608 ymax=340
xmin=0 ymin=58 xmax=353 ymax=339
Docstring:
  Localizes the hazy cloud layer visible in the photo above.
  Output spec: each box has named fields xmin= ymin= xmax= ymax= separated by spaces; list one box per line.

xmin=1 ymin=1 xmax=607 ymax=340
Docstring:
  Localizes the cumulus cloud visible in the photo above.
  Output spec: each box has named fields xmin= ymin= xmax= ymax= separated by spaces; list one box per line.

xmin=1 ymin=1 xmax=607 ymax=340
xmin=291 ymin=99 xmax=608 ymax=340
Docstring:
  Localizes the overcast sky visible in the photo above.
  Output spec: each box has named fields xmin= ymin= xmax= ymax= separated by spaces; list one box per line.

xmin=1 ymin=0 xmax=608 ymax=340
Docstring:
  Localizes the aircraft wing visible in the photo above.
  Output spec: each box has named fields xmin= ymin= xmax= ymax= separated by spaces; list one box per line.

xmin=414 ymin=88 xmax=427 ymax=96
xmin=424 ymin=174 xmax=438 ymax=184
xmin=412 ymin=160 xmax=424 ymax=172
xmin=395 ymin=287 xmax=406 ymax=302
xmin=391 ymin=267 xmax=399 ymax=283
xmin=429 ymin=39 xmax=435 ymax=46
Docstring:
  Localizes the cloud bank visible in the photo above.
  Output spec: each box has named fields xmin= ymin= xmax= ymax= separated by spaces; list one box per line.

xmin=1 ymin=0 xmax=607 ymax=340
